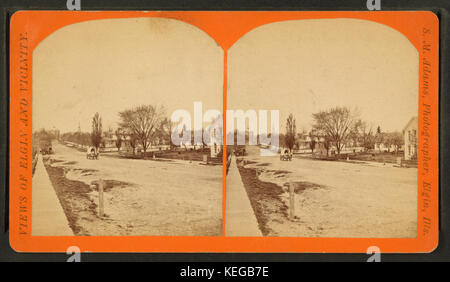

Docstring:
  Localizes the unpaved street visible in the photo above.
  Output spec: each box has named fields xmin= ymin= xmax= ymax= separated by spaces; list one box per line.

xmin=44 ymin=142 xmax=222 ymax=236
xmin=236 ymin=146 xmax=417 ymax=238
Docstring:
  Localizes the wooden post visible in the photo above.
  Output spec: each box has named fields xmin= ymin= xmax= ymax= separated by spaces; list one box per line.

xmin=397 ymin=157 xmax=402 ymax=167
xmin=289 ymin=182 xmax=295 ymax=220
xmin=98 ymin=179 xmax=104 ymax=218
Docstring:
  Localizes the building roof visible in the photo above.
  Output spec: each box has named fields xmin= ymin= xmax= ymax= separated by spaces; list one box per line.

xmin=402 ymin=116 xmax=418 ymax=133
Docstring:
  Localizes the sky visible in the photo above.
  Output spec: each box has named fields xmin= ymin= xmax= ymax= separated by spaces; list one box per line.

xmin=33 ymin=17 xmax=418 ymax=136
xmin=33 ymin=17 xmax=223 ymax=133
xmin=227 ymin=18 xmax=419 ymax=133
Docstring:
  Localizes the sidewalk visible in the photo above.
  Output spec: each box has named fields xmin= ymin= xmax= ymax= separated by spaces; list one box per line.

xmin=32 ymin=154 xmax=73 ymax=236
xmin=225 ymin=156 xmax=262 ymax=236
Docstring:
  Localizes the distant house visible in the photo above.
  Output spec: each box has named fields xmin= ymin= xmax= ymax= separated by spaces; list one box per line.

xmin=293 ymin=132 xmax=363 ymax=156
xmin=294 ymin=132 xmax=313 ymax=153
xmin=374 ymin=143 xmax=401 ymax=153
xmin=403 ymin=117 xmax=418 ymax=160
xmin=102 ymin=132 xmax=115 ymax=148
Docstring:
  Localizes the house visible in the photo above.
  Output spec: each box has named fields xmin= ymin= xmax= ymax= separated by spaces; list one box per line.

xmin=403 ymin=117 xmax=418 ymax=160
xmin=293 ymin=132 xmax=362 ymax=156
xmin=374 ymin=143 xmax=399 ymax=153
xmin=100 ymin=129 xmax=118 ymax=152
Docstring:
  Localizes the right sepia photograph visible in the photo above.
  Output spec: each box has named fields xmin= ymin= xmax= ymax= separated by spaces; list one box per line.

xmin=225 ymin=18 xmax=419 ymax=238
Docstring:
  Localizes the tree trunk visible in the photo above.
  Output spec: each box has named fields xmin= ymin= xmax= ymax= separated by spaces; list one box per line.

xmin=142 ymin=142 xmax=147 ymax=159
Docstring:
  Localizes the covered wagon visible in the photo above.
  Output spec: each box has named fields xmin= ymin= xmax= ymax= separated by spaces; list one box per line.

xmin=39 ymin=140 xmax=53 ymax=155
xmin=280 ymin=149 xmax=292 ymax=161
xmin=86 ymin=146 xmax=99 ymax=160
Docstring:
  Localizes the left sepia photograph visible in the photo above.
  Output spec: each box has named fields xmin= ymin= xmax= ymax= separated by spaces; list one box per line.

xmin=31 ymin=17 xmax=224 ymax=236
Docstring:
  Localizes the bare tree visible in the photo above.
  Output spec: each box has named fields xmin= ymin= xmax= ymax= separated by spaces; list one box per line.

xmin=390 ymin=132 xmax=404 ymax=153
xmin=358 ymin=121 xmax=376 ymax=152
xmin=119 ymin=105 xmax=166 ymax=158
xmin=91 ymin=112 xmax=103 ymax=150
xmin=159 ymin=117 xmax=174 ymax=150
xmin=115 ymin=128 xmax=123 ymax=152
xmin=312 ymin=107 xmax=358 ymax=155
xmin=309 ymin=131 xmax=316 ymax=154
xmin=323 ymin=136 xmax=332 ymax=157
xmin=375 ymin=126 xmax=384 ymax=151
xmin=129 ymin=133 xmax=138 ymax=155
xmin=384 ymin=132 xmax=403 ymax=153
xmin=285 ymin=114 xmax=296 ymax=152
xmin=181 ymin=124 xmax=188 ymax=151
xmin=349 ymin=119 xmax=362 ymax=147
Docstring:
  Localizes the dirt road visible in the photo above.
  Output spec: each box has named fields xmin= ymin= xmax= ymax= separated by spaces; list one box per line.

xmin=236 ymin=146 xmax=417 ymax=238
xmin=43 ymin=142 xmax=222 ymax=236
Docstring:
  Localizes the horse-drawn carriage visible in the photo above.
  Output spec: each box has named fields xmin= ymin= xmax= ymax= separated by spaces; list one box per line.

xmin=86 ymin=146 xmax=99 ymax=160
xmin=39 ymin=140 xmax=53 ymax=155
xmin=234 ymin=147 xmax=247 ymax=157
xmin=280 ymin=149 xmax=293 ymax=161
